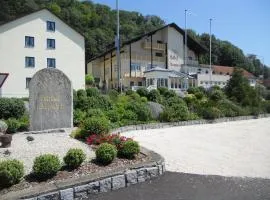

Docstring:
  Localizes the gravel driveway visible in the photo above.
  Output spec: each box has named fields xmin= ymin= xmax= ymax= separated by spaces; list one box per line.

xmin=123 ymin=118 xmax=270 ymax=178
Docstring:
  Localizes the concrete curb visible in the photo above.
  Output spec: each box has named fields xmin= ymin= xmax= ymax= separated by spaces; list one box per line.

xmin=1 ymin=147 xmax=165 ymax=200
xmin=111 ymin=114 xmax=270 ymax=134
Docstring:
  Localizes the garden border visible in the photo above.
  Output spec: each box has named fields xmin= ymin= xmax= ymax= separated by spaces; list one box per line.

xmin=1 ymin=147 xmax=165 ymax=200
xmin=111 ymin=114 xmax=270 ymax=134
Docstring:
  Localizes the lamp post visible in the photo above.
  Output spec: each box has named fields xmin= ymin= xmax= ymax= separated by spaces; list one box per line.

xmin=184 ymin=9 xmax=188 ymax=66
xmin=209 ymin=18 xmax=213 ymax=87
xmin=116 ymin=0 xmax=121 ymax=93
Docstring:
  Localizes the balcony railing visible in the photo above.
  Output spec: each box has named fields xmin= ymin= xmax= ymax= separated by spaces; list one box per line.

xmin=184 ymin=59 xmax=199 ymax=66
xmin=142 ymin=41 xmax=166 ymax=51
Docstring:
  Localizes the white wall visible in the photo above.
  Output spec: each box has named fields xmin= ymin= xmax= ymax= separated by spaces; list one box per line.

xmin=197 ymin=74 xmax=230 ymax=88
xmin=0 ymin=9 xmax=85 ymax=97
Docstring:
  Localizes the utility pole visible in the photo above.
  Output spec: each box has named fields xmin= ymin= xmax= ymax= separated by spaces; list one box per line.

xmin=184 ymin=9 xmax=187 ymax=66
xmin=209 ymin=18 xmax=212 ymax=87
xmin=116 ymin=0 xmax=121 ymax=93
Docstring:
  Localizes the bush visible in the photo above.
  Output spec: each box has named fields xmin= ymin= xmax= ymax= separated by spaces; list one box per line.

xmin=136 ymin=87 xmax=149 ymax=97
xmin=108 ymin=89 xmax=119 ymax=101
xmin=147 ymin=89 xmax=161 ymax=102
xmin=95 ymin=143 xmax=117 ymax=165
xmin=76 ymin=89 xmax=87 ymax=98
xmin=85 ymin=74 xmax=94 ymax=86
xmin=0 ymin=159 xmax=24 ymax=188
xmin=5 ymin=118 xmax=20 ymax=133
xmin=64 ymin=148 xmax=86 ymax=169
xmin=125 ymin=102 xmax=152 ymax=122
xmin=17 ymin=115 xmax=29 ymax=132
xmin=209 ymin=90 xmax=225 ymax=102
xmin=33 ymin=154 xmax=61 ymax=180
xmin=157 ymin=87 xmax=169 ymax=96
xmin=86 ymin=87 xmax=100 ymax=97
xmin=106 ymin=109 xmax=121 ymax=123
xmin=73 ymin=109 xmax=87 ymax=126
xmin=141 ymin=97 xmax=148 ymax=103
xmin=201 ymin=107 xmax=223 ymax=119
xmin=86 ymin=109 xmax=106 ymax=118
xmin=0 ymin=120 xmax=8 ymax=133
xmin=0 ymin=98 xmax=26 ymax=119
xmin=81 ymin=117 xmax=110 ymax=137
xmin=125 ymin=89 xmax=134 ymax=96
xmin=263 ymin=101 xmax=270 ymax=113
xmin=118 ymin=140 xmax=140 ymax=159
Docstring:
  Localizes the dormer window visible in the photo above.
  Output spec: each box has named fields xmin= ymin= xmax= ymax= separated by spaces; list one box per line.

xmin=47 ymin=21 xmax=55 ymax=32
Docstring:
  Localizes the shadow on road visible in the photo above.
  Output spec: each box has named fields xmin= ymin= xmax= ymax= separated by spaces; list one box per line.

xmin=91 ymin=172 xmax=270 ymax=200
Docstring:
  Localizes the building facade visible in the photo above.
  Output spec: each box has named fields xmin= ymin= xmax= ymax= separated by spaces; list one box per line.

xmin=0 ymin=9 xmax=85 ymax=97
xmin=87 ymin=23 xmax=205 ymax=93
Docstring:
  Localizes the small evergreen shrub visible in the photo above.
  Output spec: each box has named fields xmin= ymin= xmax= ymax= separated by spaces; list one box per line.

xmin=77 ymin=89 xmax=87 ymax=98
xmin=64 ymin=148 xmax=86 ymax=169
xmin=85 ymin=74 xmax=94 ymax=86
xmin=118 ymin=140 xmax=140 ymax=159
xmin=201 ymin=107 xmax=223 ymax=119
xmin=95 ymin=143 xmax=117 ymax=165
xmin=0 ymin=98 xmax=25 ymax=119
xmin=86 ymin=109 xmax=106 ymax=118
xmin=86 ymin=87 xmax=100 ymax=97
xmin=147 ymin=89 xmax=161 ymax=102
xmin=108 ymin=89 xmax=119 ymax=101
xmin=33 ymin=154 xmax=61 ymax=180
xmin=0 ymin=159 xmax=24 ymax=188
xmin=81 ymin=117 xmax=110 ymax=137
xmin=136 ymin=87 xmax=149 ymax=97
xmin=125 ymin=89 xmax=134 ymax=95
xmin=73 ymin=109 xmax=87 ymax=126
xmin=5 ymin=118 xmax=20 ymax=133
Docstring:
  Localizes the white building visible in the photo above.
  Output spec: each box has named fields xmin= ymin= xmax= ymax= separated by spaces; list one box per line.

xmin=0 ymin=9 xmax=85 ymax=97
xmin=87 ymin=23 xmax=206 ymax=93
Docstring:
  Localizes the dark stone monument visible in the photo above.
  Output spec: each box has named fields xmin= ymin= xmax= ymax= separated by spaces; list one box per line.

xmin=29 ymin=68 xmax=73 ymax=131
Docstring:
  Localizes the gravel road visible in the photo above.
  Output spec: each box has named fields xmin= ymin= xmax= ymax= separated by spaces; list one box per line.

xmin=123 ymin=118 xmax=270 ymax=178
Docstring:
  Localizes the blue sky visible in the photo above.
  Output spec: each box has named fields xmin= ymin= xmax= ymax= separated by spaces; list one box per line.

xmin=92 ymin=0 xmax=270 ymax=66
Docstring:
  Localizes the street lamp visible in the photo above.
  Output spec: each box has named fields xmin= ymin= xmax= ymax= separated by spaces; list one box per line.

xmin=209 ymin=18 xmax=213 ymax=87
xmin=116 ymin=0 xmax=121 ymax=93
xmin=184 ymin=9 xmax=188 ymax=66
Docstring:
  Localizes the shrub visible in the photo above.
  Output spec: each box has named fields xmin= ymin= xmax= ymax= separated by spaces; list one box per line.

xmin=17 ymin=115 xmax=29 ymax=132
xmin=95 ymin=143 xmax=117 ymax=165
xmin=76 ymin=89 xmax=87 ymax=98
xmin=141 ymin=97 xmax=148 ymax=103
xmin=0 ymin=159 xmax=24 ymax=188
xmin=209 ymin=89 xmax=225 ymax=102
xmin=0 ymin=98 xmax=26 ymax=119
xmin=157 ymin=87 xmax=169 ymax=96
xmin=81 ymin=117 xmax=110 ymax=137
xmin=106 ymin=109 xmax=121 ymax=123
xmin=5 ymin=118 xmax=20 ymax=133
xmin=147 ymin=89 xmax=161 ymax=102
xmin=73 ymin=109 xmax=87 ymax=126
xmin=85 ymin=74 xmax=94 ymax=86
xmin=64 ymin=148 xmax=86 ymax=169
xmin=118 ymin=140 xmax=140 ymax=159
xmin=136 ymin=87 xmax=149 ymax=97
xmin=0 ymin=120 xmax=8 ymax=133
xmin=125 ymin=102 xmax=152 ymax=122
xmin=33 ymin=154 xmax=61 ymax=180
xmin=125 ymin=89 xmax=134 ymax=96
xmin=201 ymin=107 xmax=223 ymax=119
xmin=86 ymin=87 xmax=100 ymax=97
xmin=263 ymin=101 xmax=270 ymax=113
xmin=86 ymin=109 xmax=106 ymax=118
xmin=108 ymin=89 xmax=119 ymax=101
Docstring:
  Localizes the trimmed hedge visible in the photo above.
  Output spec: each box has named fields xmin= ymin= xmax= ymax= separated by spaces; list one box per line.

xmin=33 ymin=154 xmax=61 ymax=180
xmin=118 ymin=140 xmax=140 ymax=159
xmin=0 ymin=159 xmax=24 ymax=188
xmin=81 ymin=117 xmax=110 ymax=137
xmin=95 ymin=143 xmax=117 ymax=165
xmin=64 ymin=148 xmax=86 ymax=169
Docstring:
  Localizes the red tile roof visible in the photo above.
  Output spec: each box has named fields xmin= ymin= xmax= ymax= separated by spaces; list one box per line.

xmin=212 ymin=65 xmax=256 ymax=79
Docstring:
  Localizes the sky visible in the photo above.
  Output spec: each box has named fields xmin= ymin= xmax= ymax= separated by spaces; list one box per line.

xmin=92 ymin=0 xmax=270 ymax=66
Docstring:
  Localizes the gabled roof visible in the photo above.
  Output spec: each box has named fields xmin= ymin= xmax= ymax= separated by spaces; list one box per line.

xmin=0 ymin=8 xmax=84 ymax=38
xmin=144 ymin=67 xmax=194 ymax=78
xmin=88 ymin=23 xmax=208 ymax=63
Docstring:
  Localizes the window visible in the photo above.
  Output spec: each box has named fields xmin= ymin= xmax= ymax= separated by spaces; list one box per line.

xmin=47 ymin=21 xmax=55 ymax=31
xmin=47 ymin=39 xmax=55 ymax=49
xmin=130 ymin=81 xmax=134 ymax=87
xmin=26 ymin=78 xmax=31 ymax=89
xmin=25 ymin=36 xmax=34 ymax=47
xmin=206 ymin=70 xmax=209 ymax=74
xmin=47 ymin=58 xmax=56 ymax=68
xmin=157 ymin=40 xmax=163 ymax=44
xmin=155 ymin=52 xmax=163 ymax=57
xmin=138 ymin=82 xmax=142 ymax=86
xmin=25 ymin=57 xmax=35 ymax=67
xmin=200 ymin=81 xmax=203 ymax=84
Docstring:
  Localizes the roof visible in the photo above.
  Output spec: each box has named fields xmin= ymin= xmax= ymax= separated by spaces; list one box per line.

xmin=88 ymin=23 xmax=208 ymax=63
xmin=0 ymin=8 xmax=84 ymax=38
xmin=212 ymin=65 xmax=256 ymax=79
xmin=144 ymin=67 xmax=194 ymax=78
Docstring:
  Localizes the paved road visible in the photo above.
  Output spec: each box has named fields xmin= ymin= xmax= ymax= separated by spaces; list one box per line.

xmin=123 ymin=118 xmax=270 ymax=178
xmin=91 ymin=172 xmax=270 ymax=200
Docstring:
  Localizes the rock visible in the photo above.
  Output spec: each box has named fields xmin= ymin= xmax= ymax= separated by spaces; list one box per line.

xmin=125 ymin=170 xmax=138 ymax=186
xmin=112 ymin=175 xmax=125 ymax=190
xmin=0 ymin=120 xmax=8 ymax=134
xmin=99 ymin=177 xmax=112 ymax=193
xmin=0 ymin=134 xmax=12 ymax=148
xmin=147 ymin=102 xmax=164 ymax=119
xmin=60 ymin=188 xmax=73 ymax=200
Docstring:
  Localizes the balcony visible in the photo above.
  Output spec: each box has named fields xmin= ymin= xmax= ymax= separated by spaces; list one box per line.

xmin=142 ymin=41 xmax=166 ymax=51
xmin=185 ymin=59 xmax=199 ymax=66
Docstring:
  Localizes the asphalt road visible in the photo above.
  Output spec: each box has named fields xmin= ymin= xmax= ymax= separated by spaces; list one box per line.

xmin=91 ymin=172 xmax=270 ymax=200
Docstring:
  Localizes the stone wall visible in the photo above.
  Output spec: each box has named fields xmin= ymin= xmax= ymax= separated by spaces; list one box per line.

xmin=23 ymin=162 xmax=165 ymax=200
xmin=111 ymin=114 xmax=270 ymax=133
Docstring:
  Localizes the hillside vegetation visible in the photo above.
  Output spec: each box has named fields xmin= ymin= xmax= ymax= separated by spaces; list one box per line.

xmin=1 ymin=0 xmax=268 ymax=77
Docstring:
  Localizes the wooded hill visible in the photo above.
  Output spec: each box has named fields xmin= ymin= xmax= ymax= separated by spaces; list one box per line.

xmin=1 ymin=0 xmax=269 ymax=78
